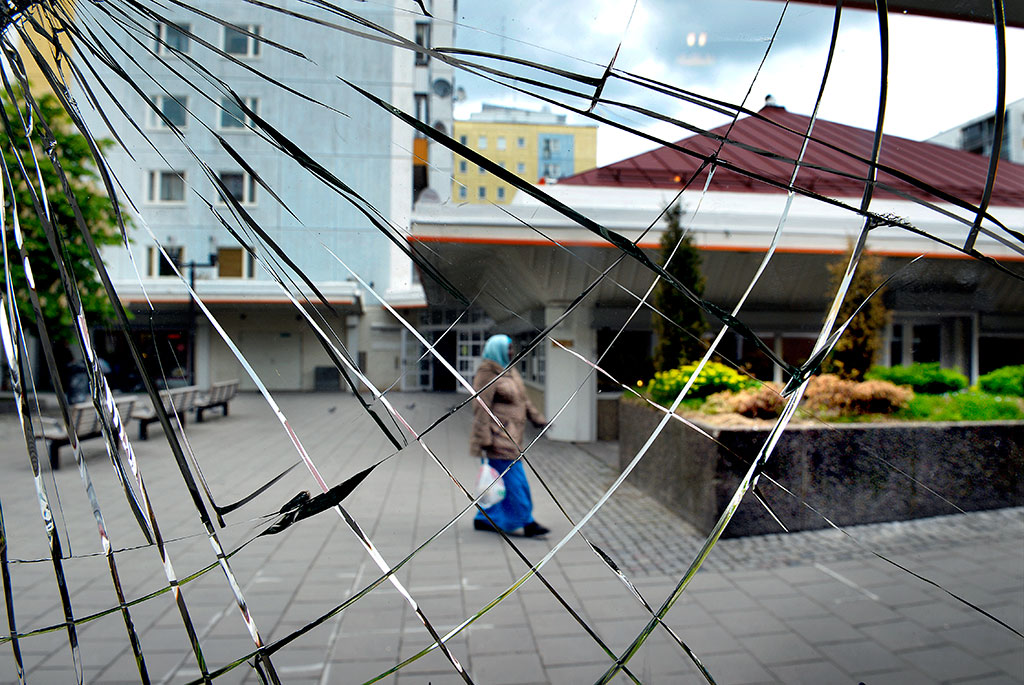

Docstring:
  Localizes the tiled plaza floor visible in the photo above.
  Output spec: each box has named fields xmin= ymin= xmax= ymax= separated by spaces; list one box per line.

xmin=0 ymin=391 xmax=1020 ymax=684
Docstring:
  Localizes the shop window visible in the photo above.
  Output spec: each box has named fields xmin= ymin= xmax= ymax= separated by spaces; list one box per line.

xmin=890 ymin=324 xmax=904 ymax=366
xmin=912 ymin=323 xmax=941 ymax=363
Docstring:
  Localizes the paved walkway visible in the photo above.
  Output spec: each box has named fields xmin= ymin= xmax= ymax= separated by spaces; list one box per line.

xmin=0 ymin=391 xmax=1020 ymax=684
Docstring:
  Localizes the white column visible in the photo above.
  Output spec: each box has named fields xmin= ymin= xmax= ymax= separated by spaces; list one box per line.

xmin=543 ymin=305 xmax=596 ymax=442
xmin=970 ymin=313 xmax=980 ymax=384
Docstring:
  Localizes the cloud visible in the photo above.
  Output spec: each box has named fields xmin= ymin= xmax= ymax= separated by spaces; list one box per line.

xmin=452 ymin=2 xmax=873 ymax=113
xmin=450 ymin=2 xmax=1024 ymax=164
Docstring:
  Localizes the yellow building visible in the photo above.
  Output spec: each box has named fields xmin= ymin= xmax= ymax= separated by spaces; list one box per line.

xmin=452 ymin=104 xmax=597 ymax=204
xmin=15 ymin=3 xmax=76 ymax=95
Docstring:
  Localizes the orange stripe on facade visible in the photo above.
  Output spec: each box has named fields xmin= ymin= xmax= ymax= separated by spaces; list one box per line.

xmin=119 ymin=298 xmax=356 ymax=305
xmin=407 ymin=235 xmax=662 ymax=249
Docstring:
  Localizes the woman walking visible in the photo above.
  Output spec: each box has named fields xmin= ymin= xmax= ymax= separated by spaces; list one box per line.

xmin=469 ymin=334 xmax=550 ymax=538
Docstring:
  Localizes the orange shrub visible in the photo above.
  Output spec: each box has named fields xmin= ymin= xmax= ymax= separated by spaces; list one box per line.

xmin=803 ymin=374 xmax=911 ymax=415
xmin=708 ymin=383 xmax=785 ymax=418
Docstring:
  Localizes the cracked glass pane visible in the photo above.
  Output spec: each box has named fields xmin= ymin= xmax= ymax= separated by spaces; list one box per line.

xmin=0 ymin=1 xmax=1021 ymax=682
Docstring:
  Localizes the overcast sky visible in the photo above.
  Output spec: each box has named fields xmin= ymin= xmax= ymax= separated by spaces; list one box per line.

xmin=451 ymin=1 xmax=1024 ymax=165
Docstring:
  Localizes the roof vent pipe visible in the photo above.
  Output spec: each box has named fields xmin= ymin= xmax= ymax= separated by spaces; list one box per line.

xmin=765 ymin=94 xmax=779 ymax=107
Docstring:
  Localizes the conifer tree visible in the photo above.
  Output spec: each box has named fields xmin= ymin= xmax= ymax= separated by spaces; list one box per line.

xmin=821 ymin=249 xmax=889 ymax=380
xmin=652 ymin=204 xmax=708 ymax=371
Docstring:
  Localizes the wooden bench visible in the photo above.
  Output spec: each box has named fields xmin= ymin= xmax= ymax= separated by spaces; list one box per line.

xmin=135 ymin=385 xmax=200 ymax=440
xmin=41 ymin=396 xmax=137 ymax=470
xmin=195 ymin=379 xmax=239 ymax=422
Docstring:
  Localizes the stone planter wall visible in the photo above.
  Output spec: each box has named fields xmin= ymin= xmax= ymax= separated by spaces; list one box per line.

xmin=619 ymin=399 xmax=1024 ymax=537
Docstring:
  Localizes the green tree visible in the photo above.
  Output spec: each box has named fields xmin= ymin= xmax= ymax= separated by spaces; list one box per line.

xmin=652 ymin=203 xmax=708 ymax=371
xmin=821 ymin=248 xmax=889 ymax=380
xmin=1 ymin=89 xmax=124 ymax=356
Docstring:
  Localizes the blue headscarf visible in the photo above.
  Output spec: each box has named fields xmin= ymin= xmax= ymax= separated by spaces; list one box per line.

xmin=482 ymin=334 xmax=512 ymax=368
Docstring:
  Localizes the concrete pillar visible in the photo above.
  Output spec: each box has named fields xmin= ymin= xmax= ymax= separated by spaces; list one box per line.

xmin=543 ymin=305 xmax=596 ymax=442
xmin=970 ymin=313 xmax=980 ymax=384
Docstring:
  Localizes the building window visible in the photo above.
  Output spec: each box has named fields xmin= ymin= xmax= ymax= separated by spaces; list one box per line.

xmin=219 ymin=96 xmax=258 ymax=130
xmin=499 ymin=161 xmax=506 ymax=169
xmin=147 ymin=170 xmax=186 ymax=203
xmin=414 ymin=23 xmax=430 ymax=65
xmin=517 ymin=136 xmax=526 ymax=148
xmin=459 ymin=135 xmax=467 ymax=145
xmin=497 ymin=187 xmax=505 ymax=200
xmin=516 ymin=162 xmax=526 ymax=174
xmin=148 ymin=245 xmax=183 ymax=277
xmin=458 ymin=160 xmax=467 ymax=173
xmin=155 ymin=22 xmax=190 ymax=54
xmin=477 ymin=135 xmax=487 ymax=149
xmin=542 ymin=163 xmax=562 ymax=178
xmin=458 ymin=186 xmax=467 ymax=199
xmin=542 ymin=137 xmax=560 ymax=157
xmin=514 ymin=332 xmax=546 ymax=384
xmin=218 ymin=171 xmax=257 ymax=205
xmin=478 ymin=186 xmax=486 ymax=199
xmin=414 ymin=93 xmax=430 ymax=126
xmin=497 ymin=136 xmax=506 ymax=150
xmin=477 ymin=165 xmax=485 ymax=175
xmin=217 ymin=246 xmax=253 ymax=278
xmin=146 ymin=95 xmax=188 ymax=129
xmin=890 ymin=324 xmax=904 ymax=366
xmin=224 ymin=25 xmax=261 ymax=57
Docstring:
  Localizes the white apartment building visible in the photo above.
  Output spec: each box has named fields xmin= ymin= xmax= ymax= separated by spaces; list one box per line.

xmin=929 ymin=97 xmax=1024 ymax=164
xmin=70 ymin=0 xmax=454 ymax=392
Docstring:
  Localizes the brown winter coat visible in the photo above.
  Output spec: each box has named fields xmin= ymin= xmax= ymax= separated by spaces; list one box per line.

xmin=469 ymin=359 xmax=546 ymax=459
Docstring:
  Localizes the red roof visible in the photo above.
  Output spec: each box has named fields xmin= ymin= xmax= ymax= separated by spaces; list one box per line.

xmin=561 ymin=105 xmax=1024 ymax=208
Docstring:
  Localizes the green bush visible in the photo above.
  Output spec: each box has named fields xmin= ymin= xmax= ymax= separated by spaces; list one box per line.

xmin=897 ymin=390 xmax=1024 ymax=421
xmin=865 ymin=363 xmax=968 ymax=394
xmin=978 ymin=365 xmax=1024 ymax=397
xmin=646 ymin=361 xmax=756 ymax=404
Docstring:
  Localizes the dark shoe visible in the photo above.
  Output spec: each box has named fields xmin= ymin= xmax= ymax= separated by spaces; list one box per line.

xmin=522 ymin=522 xmax=550 ymax=538
xmin=474 ymin=519 xmax=500 ymax=533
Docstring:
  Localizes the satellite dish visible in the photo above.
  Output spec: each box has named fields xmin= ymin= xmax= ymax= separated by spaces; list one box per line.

xmin=432 ymin=78 xmax=452 ymax=98
xmin=454 ymin=86 xmax=467 ymax=102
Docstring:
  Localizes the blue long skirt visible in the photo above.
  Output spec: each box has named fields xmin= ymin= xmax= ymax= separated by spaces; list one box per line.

xmin=474 ymin=458 xmax=534 ymax=532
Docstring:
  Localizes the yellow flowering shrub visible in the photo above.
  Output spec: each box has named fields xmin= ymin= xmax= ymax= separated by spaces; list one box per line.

xmin=646 ymin=362 xmax=757 ymax=404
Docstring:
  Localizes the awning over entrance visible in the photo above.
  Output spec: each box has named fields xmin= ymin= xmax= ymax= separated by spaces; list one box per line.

xmin=410 ymin=188 xmax=1024 ymax=325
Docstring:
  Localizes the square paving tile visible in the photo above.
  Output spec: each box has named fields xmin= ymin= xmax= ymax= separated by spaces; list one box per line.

xmin=901 ymin=644 xmax=995 ymax=682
